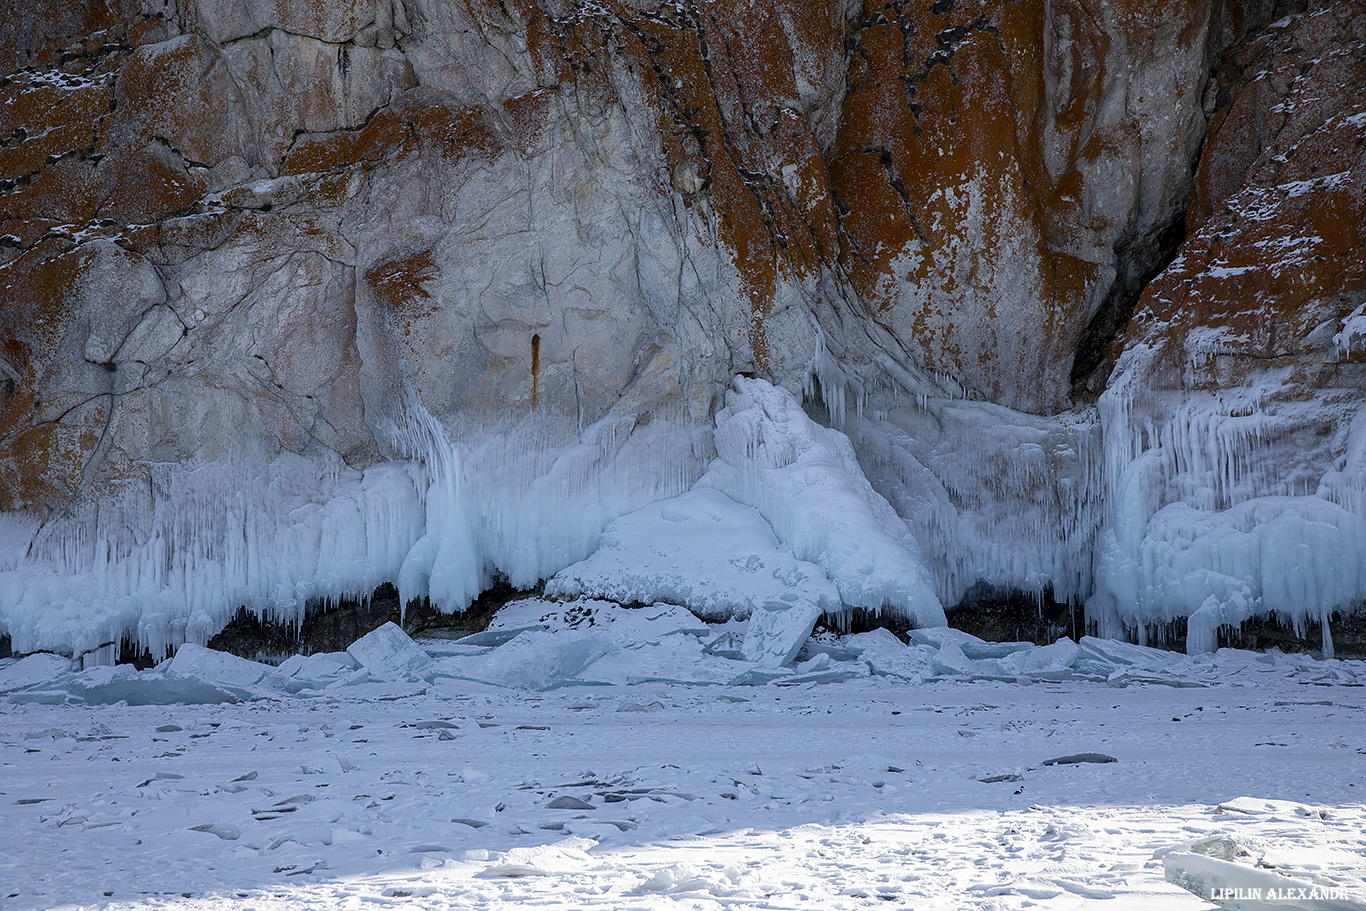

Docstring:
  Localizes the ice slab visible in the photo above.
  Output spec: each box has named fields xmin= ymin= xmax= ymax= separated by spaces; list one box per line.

xmin=271 ymin=651 xmax=359 ymax=692
xmin=1164 ymin=851 xmax=1362 ymax=910
xmin=346 ymin=622 xmax=434 ymax=681
xmin=0 ymin=652 xmax=74 ymax=694
xmin=8 ymin=665 xmax=245 ymax=705
xmin=778 ymin=651 xmax=871 ymax=685
xmin=908 ymin=626 xmax=1033 ymax=660
xmin=1042 ymin=752 xmax=1116 ymax=766
xmin=452 ymin=627 xmax=544 ymax=648
xmin=573 ymin=636 xmax=740 ymax=687
xmin=546 ymin=487 xmax=839 ymax=620
xmin=931 ymin=642 xmax=978 ymax=677
xmin=166 ymin=644 xmax=273 ymax=690
xmin=844 ymin=628 xmax=931 ymax=680
xmin=741 ymin=598 xmax=824 ymax=668
xmin=429 ymin=631 xmax=613 ymax=691
xmin=995 ymin=638 xmax=1082 ymax=677
xmin=1076 ymin=635 xmax=1183 ymax=667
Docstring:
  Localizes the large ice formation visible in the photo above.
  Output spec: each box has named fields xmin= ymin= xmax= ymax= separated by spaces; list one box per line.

xmin=699 ymin=377 xmax=946 ymax=629
xmin=2 ymin=370 xmax=1364 ymax=660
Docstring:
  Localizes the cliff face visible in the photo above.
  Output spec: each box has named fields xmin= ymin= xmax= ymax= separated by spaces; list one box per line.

xmin=1093 ymin=2 xmax=1366 ymax=648
xmin=1 ymin=0 xmax=1363 ymax=656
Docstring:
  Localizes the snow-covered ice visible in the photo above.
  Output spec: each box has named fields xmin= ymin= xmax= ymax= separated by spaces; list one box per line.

xmin=2 ymin=629 xmax=1363 ymax=910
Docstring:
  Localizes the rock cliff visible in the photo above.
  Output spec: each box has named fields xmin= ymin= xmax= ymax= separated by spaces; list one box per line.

xmin=0 ymin=0 xmax=1362 ymax=658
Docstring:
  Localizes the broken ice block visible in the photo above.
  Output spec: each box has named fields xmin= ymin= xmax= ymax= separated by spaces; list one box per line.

xmin=741 ymin=597 xmax=823 ymax=668
xmin=166 ymin=644 xmax=272 ymax=690
xmin=346 ymin=622 xmax=433 ymax=681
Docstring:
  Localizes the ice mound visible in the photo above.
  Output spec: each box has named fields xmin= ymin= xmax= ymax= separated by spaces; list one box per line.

xmin=907 ymin=626 xmax=1034 ymax=660
xmin=7 ymin=664 xmax=249 ymax=705
xmin=571 ymin=636 xmax=741 ymax=686
xmin=431 ymin=599 xmax=728 ymax=688
xmin=843 ymin=628 xmax=932 ymax=681
xmin=166 ymin=644 xmax=273 ymax=690
xmin=430 ymin=631 xmax=615 ymax=691
xmin=390 ymin=403 xmax=701 ymax=615
xmin=1092 ymin=494 xmax=1366 ymax=657
xmin=698 ymin=377 xmax=946 ymax=629
xmin=546 ymin=488 xmax=839 ymax=619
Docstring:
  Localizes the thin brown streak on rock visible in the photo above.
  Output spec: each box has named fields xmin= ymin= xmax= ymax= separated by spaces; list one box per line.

xmin=531 ymin=332 xmax=540 ymax=409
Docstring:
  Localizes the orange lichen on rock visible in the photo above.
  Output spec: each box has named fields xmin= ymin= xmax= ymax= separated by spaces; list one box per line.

xmin=283 ymin=92 xmax=500 ymax=176
xmin=501 ymin=87 xmax=558 ymax=157
xmin=0 ymin=72 xmax=114 ymax=181
xmin=96 ymin=145 xmax=208 ymax=224
xmin=108 ymin=34 xmax=249 ymax=168
xmin=0 ymin=244 xmax=94 ymax=510
xmin=599 ymin=0 xmax=846 ymax=371
xmin=828 ymin=0 xmax=1233 ymax=410
xmin=833 ymin=3 xmax=1088 ymax=406
xmin=0 ymin=0 xmax=126 ymax=73
xmin=1115 ymin=0 xmax=1366 ymax=396
xmin=365 ymin=249 xmax=437 ymax=315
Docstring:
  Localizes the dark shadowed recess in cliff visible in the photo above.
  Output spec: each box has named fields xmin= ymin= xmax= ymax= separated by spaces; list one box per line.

xmin=1069 ymin=0 xmax=1311 ymax=402
xmin=815 ymin=585 xmax=1080 ymax=646
xmin=1220 ymin=610 xmax=1366 ymax=657
xmin=1126 ymin=611 xmax=1366 ymax=658
xmin=203 ymin=580 xmax=527 ymax=664
xmin=1070 ymin=214 xmax=1187 ymax=400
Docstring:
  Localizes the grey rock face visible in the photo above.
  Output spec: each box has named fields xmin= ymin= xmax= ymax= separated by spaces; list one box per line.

xmin=4 ymin=0 xmax=1355 ymax=657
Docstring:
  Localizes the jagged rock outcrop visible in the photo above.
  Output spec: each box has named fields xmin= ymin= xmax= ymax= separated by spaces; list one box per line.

xmin=832 ymin=0 xmax=1247 ymax=412
xmin=0 ymin=0 xmax=1268 ymax=507
xmin=0 ymin=0 xmax=1362 ymax=658
xmin=1092 ymin=0 xmax=1366 ymax=651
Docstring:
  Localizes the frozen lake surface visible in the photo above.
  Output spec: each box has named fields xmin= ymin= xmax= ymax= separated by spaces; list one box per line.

xmin=3 ymin=644 xmax=1364 ymax=910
